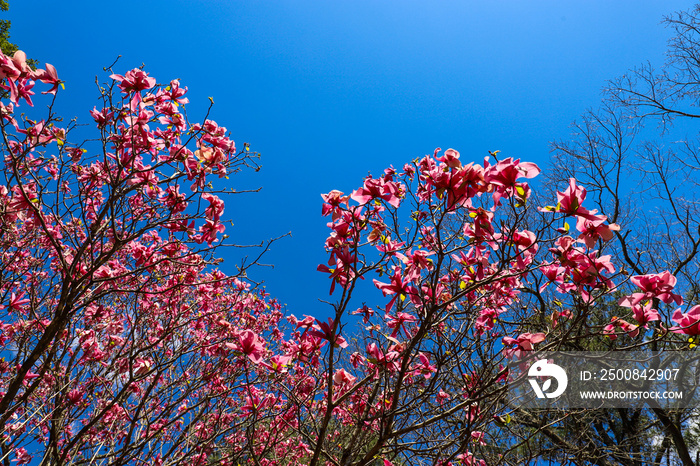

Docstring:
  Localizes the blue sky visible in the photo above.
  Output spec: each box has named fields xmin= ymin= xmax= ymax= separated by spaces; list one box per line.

xmin=7 ymin=0 xmax=695 ymax=317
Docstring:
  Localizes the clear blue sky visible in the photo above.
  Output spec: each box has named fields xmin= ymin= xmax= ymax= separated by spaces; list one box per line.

xmin=7 ymin=1 xmax=695 ymax=317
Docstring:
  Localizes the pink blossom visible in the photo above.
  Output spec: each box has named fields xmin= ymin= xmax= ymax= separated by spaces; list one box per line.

xmin=203 ymin=193 xmax=224 ymax=222
xmin=309 ymin=317 xmax=348 ymax=348
xmin=386 ymin=311 xmax=417 ymax=337
xmin=9 ymin=292 xmax=29 ymax=311
xmin=33 ymin=63 xmax=60 ymax=95
xmin=484 ymin=157 xmax=540 ymax=205
xmin=436 ymin=148 xmax=462 ymax=168
xmin=576 ymin=216 xmax=620 ymax=248
xmin=110 ymin=69 xmax=157 ymax=94
xmin=196 ymin=220 xmax=225 ymax=246
xmin=502 ymin=332 xmax=545 ymax=352
xmin=67 ymin=388 xmax=84 ymax=404
xmin=157 ymin=79 xmax=189 ymax=105
xmin=471 ymin=431 xmax=486 ymax=445
xmin=414 ymin=352 xmax=436 ymax=379
xmin=133 ymin=358 xmax=152 ymax=376
xmin=629 ymin=302 xmax=660 ymax=327
xmin=195 ymin=145 xmax=226 ymax=166
xmin=550 ymin=178 xmax=600 ymax=220
xmin=670 ymin=305 xmax=700 ymax=335
xmin=350 ymin=176 xmax=402 ymax=208
xmin=373 ymin=266 xmax=418 ymax=312
xmin=12 ymin=447 xmax=31 ymax=465
xmin=603 ymin=318 xmax=639 ymax=340
xmin=0 ymin=52 xmax=21 ymax=80
xmin=366 ymin=342 xmax=400 ymax=371
xmin=619 ymin=271 xmax=683 ymax=307
xmin=11 ymin=51 xmax=30 ymax=74
xmin=352 ymin=305 xmax=375 ymax=324
xmin=321 ymin=190 xmax=349 ymax=218
xmin=227 ymin=330 xmax=265 ymax=364
xmin=333 ymin=368 xmax=357 ymax=386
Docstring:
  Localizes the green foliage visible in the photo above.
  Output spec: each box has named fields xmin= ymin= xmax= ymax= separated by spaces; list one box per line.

xmin=0 ymin=0 xmax=17 ymax=57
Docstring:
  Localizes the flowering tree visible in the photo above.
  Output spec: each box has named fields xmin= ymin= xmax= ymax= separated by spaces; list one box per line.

xmin=522 ymin=5 xmax=700 ymax=465
xmin=298 ymin=142 xmax=700 ymax=466
xmin=0 ymin=50 xmax=307 ymax=465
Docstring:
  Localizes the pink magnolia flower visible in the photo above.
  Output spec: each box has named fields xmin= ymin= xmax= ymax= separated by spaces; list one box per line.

xmin=399 ymin=248 xmax=434 ymax=283
xmin=629 ymin=302 xmax=660 ymax=327
xmin=576 ymin=216 xmax=620 ymax=248
xmin=160 ymin=185 xmax=187 ymax=214
xmin=350 ymin=176 xmax=402 ymax=208
xmin=457 ymin=452 xmax=486 ymax=466
xmin=333 ymin=368 xmax=357 ymax=386
xmin=289 ymin=314 xmax=315 ymax=329
xmin=110 ymin=69 xmax=157 ymax=111
xmin=366 ymin=342 xmax=400 ymax=371
xmin=9 ymin=77 xmax=34 ymax=107
xmin=0 ymin=52 xmax=21 ymax=80
xmin=373 ymin=266 xmax=418 ymax=312
xmin=539 ymin=263 xmax=566 ymax=292
xmin=196 ymin=220 xmax=225 ymax=246
xmin=110 ymin=69 xmax=157 ymax=94
xmin=462 ymin=207 xmax=494 ymax=241
xmin=317 ymin=246 xmax=357 ymax=294
xmin=13 ymin=447 xmax=31 ymax=466
xmin=551 ymin=308 xmax=572 ymax=328
xmin=67 ymin=388 xmax=84 ymax=404
xmin=436 ymin=148 xmax=462 ymax=168
xmin=11 ymin=51 xmax=30 ymax=74
xmin=33 ymin=63 xmax=60 ymax=95
xmin=195 ymin=145 xmax=226 ymax=166
xmin=551 ymin=178 xmax=600 ymax=220
xmin=321 ymin=190 xmax=349 ymax=218
xmin=352 ymin=305 xmax=375 ymax=324
xmin=133 ymin=358 xmax=152 ymax=377
xmin=485 ymin=157 xmax=540 ymax=188
xmin=413 ymin=352 xmax=436 ymax=379
xmin=386 ymin=311 xmax=417 ymax=337
xmin=484 ymin=157 xmax=540 ymax=205
xmin=227 ymin=330 xmax=265 ymax=364
xmin=670 ymin=305 xmax=700 ymax=336
xmin=502 ymin=332 xmax=545 ymax=351
xmin=202 ymin=193 xmax=224 ymax=222
xmin=309 ymin=317 xmax=348 ymax=348
xmin=619 ymin=271 xmax=683 ymax=307
xmin=157 ymin=79 xmax=189 ymax=105
xmin=9 ymin=292 xmax=29 ymax=311
xmin=471 ymin=431 xmax=486 ymax=446
xmin=603 ymin=318 xmax=639 ymax=340
xmin=266 ymin=355 xmax=292 ymax=373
